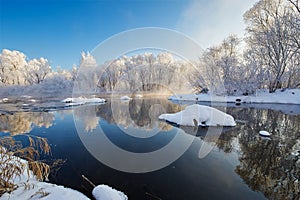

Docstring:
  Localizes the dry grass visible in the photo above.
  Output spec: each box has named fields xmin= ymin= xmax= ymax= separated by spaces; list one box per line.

xmin=27 ymin=135 xmax=51 ymax=156
xmin=0 ymin=147 xmax=26 ymax=195
xmin=0 ymin=135 xmax=51 ymax=196
xmin=0 ymin=137 xmax=22 ymax=152
xmin=28 ymin=161 xmax=50 ymax=181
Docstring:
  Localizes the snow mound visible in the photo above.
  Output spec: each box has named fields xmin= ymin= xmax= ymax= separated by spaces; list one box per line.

xmin=259 ymin=130 xmax=271 ymax=137
xmin=62 ymin=97 xmax=106 ymax=105
xmin=120 ymin=96 xmax=132 ymax=100
xmin=92 ymin=185 xmax=128 ymax=200
xmin=159 ymin=104 xmax=236 ymax=127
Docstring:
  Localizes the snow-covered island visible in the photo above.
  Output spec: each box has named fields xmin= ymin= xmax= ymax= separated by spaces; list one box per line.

xmin=159 ymin=104 xmax=236 ymax=127
xmin=168 ymin=89 xmax=300 ymax=105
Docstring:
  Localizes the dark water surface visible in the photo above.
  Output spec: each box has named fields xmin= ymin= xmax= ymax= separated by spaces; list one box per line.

xmin=0 ymin=98 xmax=299 ymax=199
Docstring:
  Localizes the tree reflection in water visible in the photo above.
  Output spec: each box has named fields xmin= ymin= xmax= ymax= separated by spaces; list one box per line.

xmin=165 ymin=105 xmax=300 ymax=199
xmin=90 ymin=98 xmax=182 ymax=131
xmin=218 ymin=108 xmax=300 ymax=199
xmin=80 ymin=100 xmax=300 ymax=200
xmin=0 ymin=112 xmax=54 ymax=135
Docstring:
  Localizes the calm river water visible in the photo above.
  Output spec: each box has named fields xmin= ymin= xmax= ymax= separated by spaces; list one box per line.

xmin=0 ymin=98 xmax=299 ymax=199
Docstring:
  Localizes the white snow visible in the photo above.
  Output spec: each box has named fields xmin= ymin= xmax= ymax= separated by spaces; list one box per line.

xmin=168 ymin=89 xmax=300 ymax=105
xmin=0 ymin=150 xmax=127 ymax=200
xmin=159 ymin=104 xmax=236 ymax=127
xmin=120 ymin=96 xmax=132 ymax=100
xmin=291 ymin=151 xmax=300 ymax=156
xmin=259 ymin=130 xmax=271 ymax=137
xmin=0 ymin=181 xmax=90 ymax=200
xmin=0 ymin=149 xmax=89 ymax=200
xmin=84 ymin=98 xmax=106 ymax=103
xmin=92 ymin=185 xmax=128 ymax=200
xmin=62 ymin=97 xmax=74 ymax=103
xmin=291 ymin=140 xmax=300 ymax=156
xmin=62 ymin=97 xmax=106 ymax=105
xmin=2 ymin=98 xmax=8 ymax=102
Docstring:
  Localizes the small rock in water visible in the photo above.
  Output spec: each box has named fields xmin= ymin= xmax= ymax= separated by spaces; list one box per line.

xmin=259 ymin=130 xmax=271 ymax=137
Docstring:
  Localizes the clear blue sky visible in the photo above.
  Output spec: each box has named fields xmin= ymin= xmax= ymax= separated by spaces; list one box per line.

xmin=0 ymin=0 xmax=257 ymax=69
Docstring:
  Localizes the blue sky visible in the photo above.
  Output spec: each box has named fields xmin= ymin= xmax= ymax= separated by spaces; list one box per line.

xmin=0 ymin=0 xmax=257 ymax=69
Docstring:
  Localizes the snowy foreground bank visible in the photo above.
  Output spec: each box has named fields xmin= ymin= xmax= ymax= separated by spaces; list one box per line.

xmin=0 ymin=151 xmax=127 ymax=200
xmin=159 ymin=104 xmax=236 ymax=127
xmin=168 ymin=89 xmax=300 ymax=104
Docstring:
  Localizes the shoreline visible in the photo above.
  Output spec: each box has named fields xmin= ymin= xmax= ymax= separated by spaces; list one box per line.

xmin=168 ymin=89 xmax=300 ymax=105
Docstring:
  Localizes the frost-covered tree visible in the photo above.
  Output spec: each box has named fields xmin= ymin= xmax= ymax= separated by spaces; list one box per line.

xmin=95 ymin=52 xmax=191 ymax=93
xmin=193 ymin=35 xmax=251 ymax=95
xmin=26 ymin=58 xmax=51 ymax=84
xmin=71 ymin=65 xmax=77 ymax=81
xmin=243 ymin=48 xmax=267 ymax=91
xmin=74 ymin=52 xmax=100 ymax=93
xmin=103 ymin=59 xmax=125 ymax=91
xmin=0 ymin=49 xmax=27 ymax=85
xmin=244 ymin=0 xmax=300 ymax=92
xmin=286 ymin=0 xmax=300 ymax=88
xmin=79 ymin=52 xmax=96 ymax=67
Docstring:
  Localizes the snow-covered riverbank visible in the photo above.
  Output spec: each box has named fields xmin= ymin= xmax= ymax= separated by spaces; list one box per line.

xmin=0 ymin=149 xmax=127 ymax=200
xmin=168 ymin=89 xmax=300 ymax=105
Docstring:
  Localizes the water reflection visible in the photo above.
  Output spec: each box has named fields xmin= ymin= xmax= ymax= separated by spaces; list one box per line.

xmin=218 ymin=108 xmax=300 ymax=199
xmin=0 ymin=100 xmax=299 ymax=199
xmin=74 ymin=105 xmax=100 ymax=132
xmin=74 ymin=99 xmax=182 ymax=133
xmin=48 ymin=101 xmax=300 ymax=199
xmin=157 ymin=104 xmax=300 ymax=199
xmin=0 ymin=112 xmax=54 ymax=135
xmin=171 ymin=124 xmax=238 ymax=159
